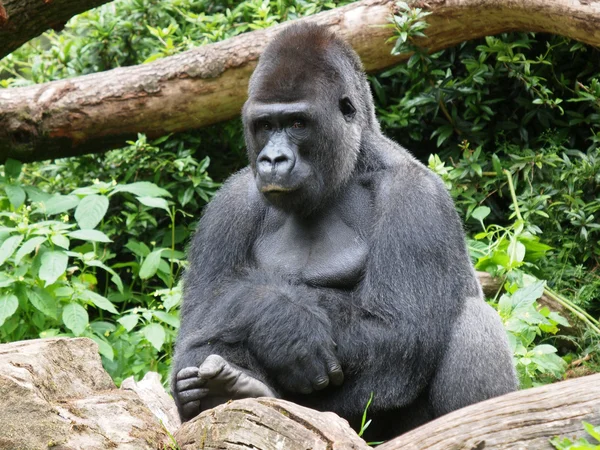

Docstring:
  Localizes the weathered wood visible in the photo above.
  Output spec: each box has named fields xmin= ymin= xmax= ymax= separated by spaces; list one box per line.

xmin=0 ymin=0 xmax=113 ymax=60
xmin=174 ymin=397 xmax=369 ymax=450
xmin=173 ymin=375 xmax=600 ymax=450
xmin=379 ymin=373 xmax=600 ymax=450
xmin=2 ymin=0 xmax=600 ymax=163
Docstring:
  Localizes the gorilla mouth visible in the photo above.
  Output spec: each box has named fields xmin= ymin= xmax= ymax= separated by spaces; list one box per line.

xmin=260 ymin=185 xmax=298 ymax=194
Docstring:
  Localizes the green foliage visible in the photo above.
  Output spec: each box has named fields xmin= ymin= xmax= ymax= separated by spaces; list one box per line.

xmin=0 ymin=133 xmax=218 ymax=383
xmin=551 ymin=422 xmax=600 ymax=450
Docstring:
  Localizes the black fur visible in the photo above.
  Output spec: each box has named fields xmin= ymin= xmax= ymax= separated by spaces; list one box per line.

xmin=172 ymin=23 xmax=517 ymax=440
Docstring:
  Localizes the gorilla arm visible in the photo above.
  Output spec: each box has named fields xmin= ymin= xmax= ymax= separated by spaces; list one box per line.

xmin=172 ymin=169 xmax=342 ymax=420
xmin=320 ymin=160 xmax=481 ymax=417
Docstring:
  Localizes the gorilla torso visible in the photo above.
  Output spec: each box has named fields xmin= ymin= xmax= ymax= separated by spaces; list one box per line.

xmin=253 ymin=176 xmax=372 ymax=289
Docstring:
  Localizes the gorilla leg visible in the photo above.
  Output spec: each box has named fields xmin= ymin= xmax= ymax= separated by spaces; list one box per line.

xmin=429 ymin=297 xmax=517 ymax=417
xmin=175 ymin=355 xmax=277 ymax=420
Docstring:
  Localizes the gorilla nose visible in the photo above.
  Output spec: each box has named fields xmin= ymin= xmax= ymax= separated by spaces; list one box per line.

xmin=257 ymin=148 xmax=295 ymax=178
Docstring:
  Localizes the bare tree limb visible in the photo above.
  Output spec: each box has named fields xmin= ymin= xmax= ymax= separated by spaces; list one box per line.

xmin=2 ymin=0 xmax=600 ymax=163
xmin=0 ymin=0 xmax=113 ymax=60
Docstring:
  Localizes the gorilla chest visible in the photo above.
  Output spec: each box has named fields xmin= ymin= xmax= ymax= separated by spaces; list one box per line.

xmin=253 ymin=212 xmax=368 ymax=289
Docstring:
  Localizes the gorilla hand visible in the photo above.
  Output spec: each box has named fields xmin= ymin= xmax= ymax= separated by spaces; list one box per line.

xmin=175 ymin=354 xmax=277 ymax=421
xmin=250 ymin=317 xmax=344 ymax=395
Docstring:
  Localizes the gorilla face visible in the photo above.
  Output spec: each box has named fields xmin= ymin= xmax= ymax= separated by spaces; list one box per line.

xmin=243 ymin=95 xmax=358 ymax=214
xmin=242 ymin=24 xmax=367 ymax=216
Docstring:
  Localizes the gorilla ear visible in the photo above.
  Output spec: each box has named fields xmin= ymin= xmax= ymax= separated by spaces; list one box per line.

xmin=339 ymin=97 xmax=356 ymax=122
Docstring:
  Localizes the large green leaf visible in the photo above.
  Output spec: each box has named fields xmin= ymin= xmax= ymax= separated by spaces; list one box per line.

xmin=4 ymin=185 xmax=26 ymax=209
xmin=68 ymin=229 xmax=111 ymax=243
xmin=75 ymin=195 xmax=109 ymax=229
xmin=111 ymin=181 xmax=171 ymax=198
xmin=0 ymin=294 xmax=18 ymax=326
xmin=39 ymin=250 xmax=68 ymax=286
xmin=136 ymin=196 xmax=169 ymax=212
xmin=26 ymin=287 xmax=58 ymax=319
xmin=139 ymin=249 xmax=163 ymax=279
xmin=143 ymin=323 xmax=166 ymax=351
xmin=80 ymin=289 xmax=118 ymax=314
xmin=14 ymin=236 xmax=46 ymax=264
xmin=0 ymin=235 xmax=24 ymax=266
xmin=62 ymin=303 xmax=89 ymax=336
xmin=41 ymin=195 xmax=80 ymax=215
xmin=117 ymin=314 xmax=139 ymax=332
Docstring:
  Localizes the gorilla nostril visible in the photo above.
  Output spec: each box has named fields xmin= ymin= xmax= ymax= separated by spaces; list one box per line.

xmin=273 ymin=155 xmax=288 ymax=165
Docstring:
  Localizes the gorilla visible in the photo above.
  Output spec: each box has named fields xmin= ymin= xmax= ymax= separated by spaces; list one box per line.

xmin=172 ymin=22 xmax=517 ymax=440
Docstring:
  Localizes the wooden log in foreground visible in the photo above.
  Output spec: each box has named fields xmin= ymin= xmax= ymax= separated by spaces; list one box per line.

xmin=2 ymin=0 xmax=600 ymax=163
xmin=174 ymin=374 xmax=600 ymax=450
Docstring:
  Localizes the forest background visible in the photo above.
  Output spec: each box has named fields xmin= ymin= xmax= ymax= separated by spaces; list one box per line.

xmin=0 ymin=0 xmax=599 ymax=400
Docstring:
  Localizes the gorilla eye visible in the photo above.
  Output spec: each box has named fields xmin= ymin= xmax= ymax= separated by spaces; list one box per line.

xmin=340 ymin=97 xmax=356 ymax=121
xmin=291 ymin=120 xmax=305 ymax=129
xmin=257 ymin=121 xmax=272 ymax=131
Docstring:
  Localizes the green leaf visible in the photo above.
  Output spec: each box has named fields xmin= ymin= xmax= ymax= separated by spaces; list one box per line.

xmin=531 ymin=344 xmax=558 ymax=355
xmin=68 ymin=229 xmax=112 ymax=243
xmin=118 ymin=314 xmax=139 ymax=332
xmin=14 ymin=236 xmax=46 ymax=264
xmin=111 ymin=181 xmax=171 ymax=198
xmin=4 ymin=185 xmax=26 ymax=209
xmin=143 ymin=323 xmax=166 ymax=351
xmin=51 ymin=234 xmax=70 ymax=250
xmin=89 ymin=334 xmax=114 ymax=361
xmin=86 ymin=260 xmax=124 ymax=293
xmin=39 ymin=250 xmax=68 ymax=286
xmin=26 ymin=287 xmax=58 ymax=319
xmin=492 ymin=154 xmax=503 ymax=176
xmin=583 ymin=421 xmax=600 ymax=442
xmin=62 ymin=303 xmax=89 ymax=336
xmin=511 ymin=281 xmax=545 ymax=309
xmin=152 ymin=310 xmax=180 ymax=328
xmin=136 ymin=196 xmax=169 ymax=211
xmin=75 ymin=195 xmax=109 ymax=229
xmin=125 ymin=240 xmax=150 ymax=257
xmin=0 ymin=294 xmax=19 ymax=326
xmin=508 ymin=238 xmax=526 ymax=264
xmin=41 ymin=195 xmax=80 ymax=215
xmin=80 ymin=289 xmax=118 ymax=314
xmin=4 ymin=159 xmax=23 ymax=179
xmin=139 ymin=249 xmax=164 ymax=280
xmin=0 ymin=234 xmax=24 ymax=265
xmin=472 ymin=206 xmax=491 ymax=224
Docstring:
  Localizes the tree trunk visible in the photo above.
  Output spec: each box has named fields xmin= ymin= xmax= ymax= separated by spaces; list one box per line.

xmin=174 ymin=374 xmax=600 ymax=450
xmin=0 ymin=0 xmax=113 ymax=60
xmin=2 ymin=0 xmax=600 ymax=164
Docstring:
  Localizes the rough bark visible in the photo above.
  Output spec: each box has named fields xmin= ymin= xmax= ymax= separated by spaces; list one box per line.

xmin=0 ymin=337 xmax=169 ymax=449
xmin=379 ymin=373 xmax=600 ymax=450
xmin=0 ymin=0 xmax=113 ymax=60
xmin=173 ymin=374 xmax=600 ymax=450
xmin=2 ymin=0 xmax=600 ymax=163
xmin=173 ymin=397 xmax=370 ymax=450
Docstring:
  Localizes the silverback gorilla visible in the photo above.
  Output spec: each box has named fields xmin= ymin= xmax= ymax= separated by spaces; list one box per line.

xmin=172 ymin=22 xmax=517 ymax=440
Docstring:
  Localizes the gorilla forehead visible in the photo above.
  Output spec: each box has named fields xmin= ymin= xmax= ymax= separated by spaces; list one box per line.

xmin=249 ymin=23 xmax=362 ymax=103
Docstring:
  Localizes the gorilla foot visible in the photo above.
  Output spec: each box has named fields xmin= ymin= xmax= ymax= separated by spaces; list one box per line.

xmin=175 ymin=354 xmax=276 ymax=421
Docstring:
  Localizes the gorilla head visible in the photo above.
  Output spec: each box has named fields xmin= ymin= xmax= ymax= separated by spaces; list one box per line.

xmin=242 ymin=23 xmax=376 ymax=215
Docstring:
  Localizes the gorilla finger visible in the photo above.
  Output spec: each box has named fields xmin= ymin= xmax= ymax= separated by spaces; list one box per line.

xmin=179 ymin=388 xmax=209 ymax=404
xmin=327 ymin=361 xmax=344 ymax=386
xmin=311 ymin=375 xmax=330 ymax=391
xmin=177 ymin=366 xmax=199 ymax=381
xmin=177 ymin=376 xmax=206 ymax=392
xmin=198 ymin=354 xmax=226 ymax=379
xmin=182 ymin=400 xmax=201 ymax=420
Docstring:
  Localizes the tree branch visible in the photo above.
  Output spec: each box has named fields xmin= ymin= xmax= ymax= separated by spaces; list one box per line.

xmin=2 ymin=0 xmax=600 ymax=163
xmin=0 ymin=0 xmax=113 ymax=60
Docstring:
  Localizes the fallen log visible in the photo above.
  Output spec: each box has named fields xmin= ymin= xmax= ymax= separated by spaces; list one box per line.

xmin=2 ymin=0 xmax=600 ymax=163
xmin=174 ymin=374 xmax=600 ymax=450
